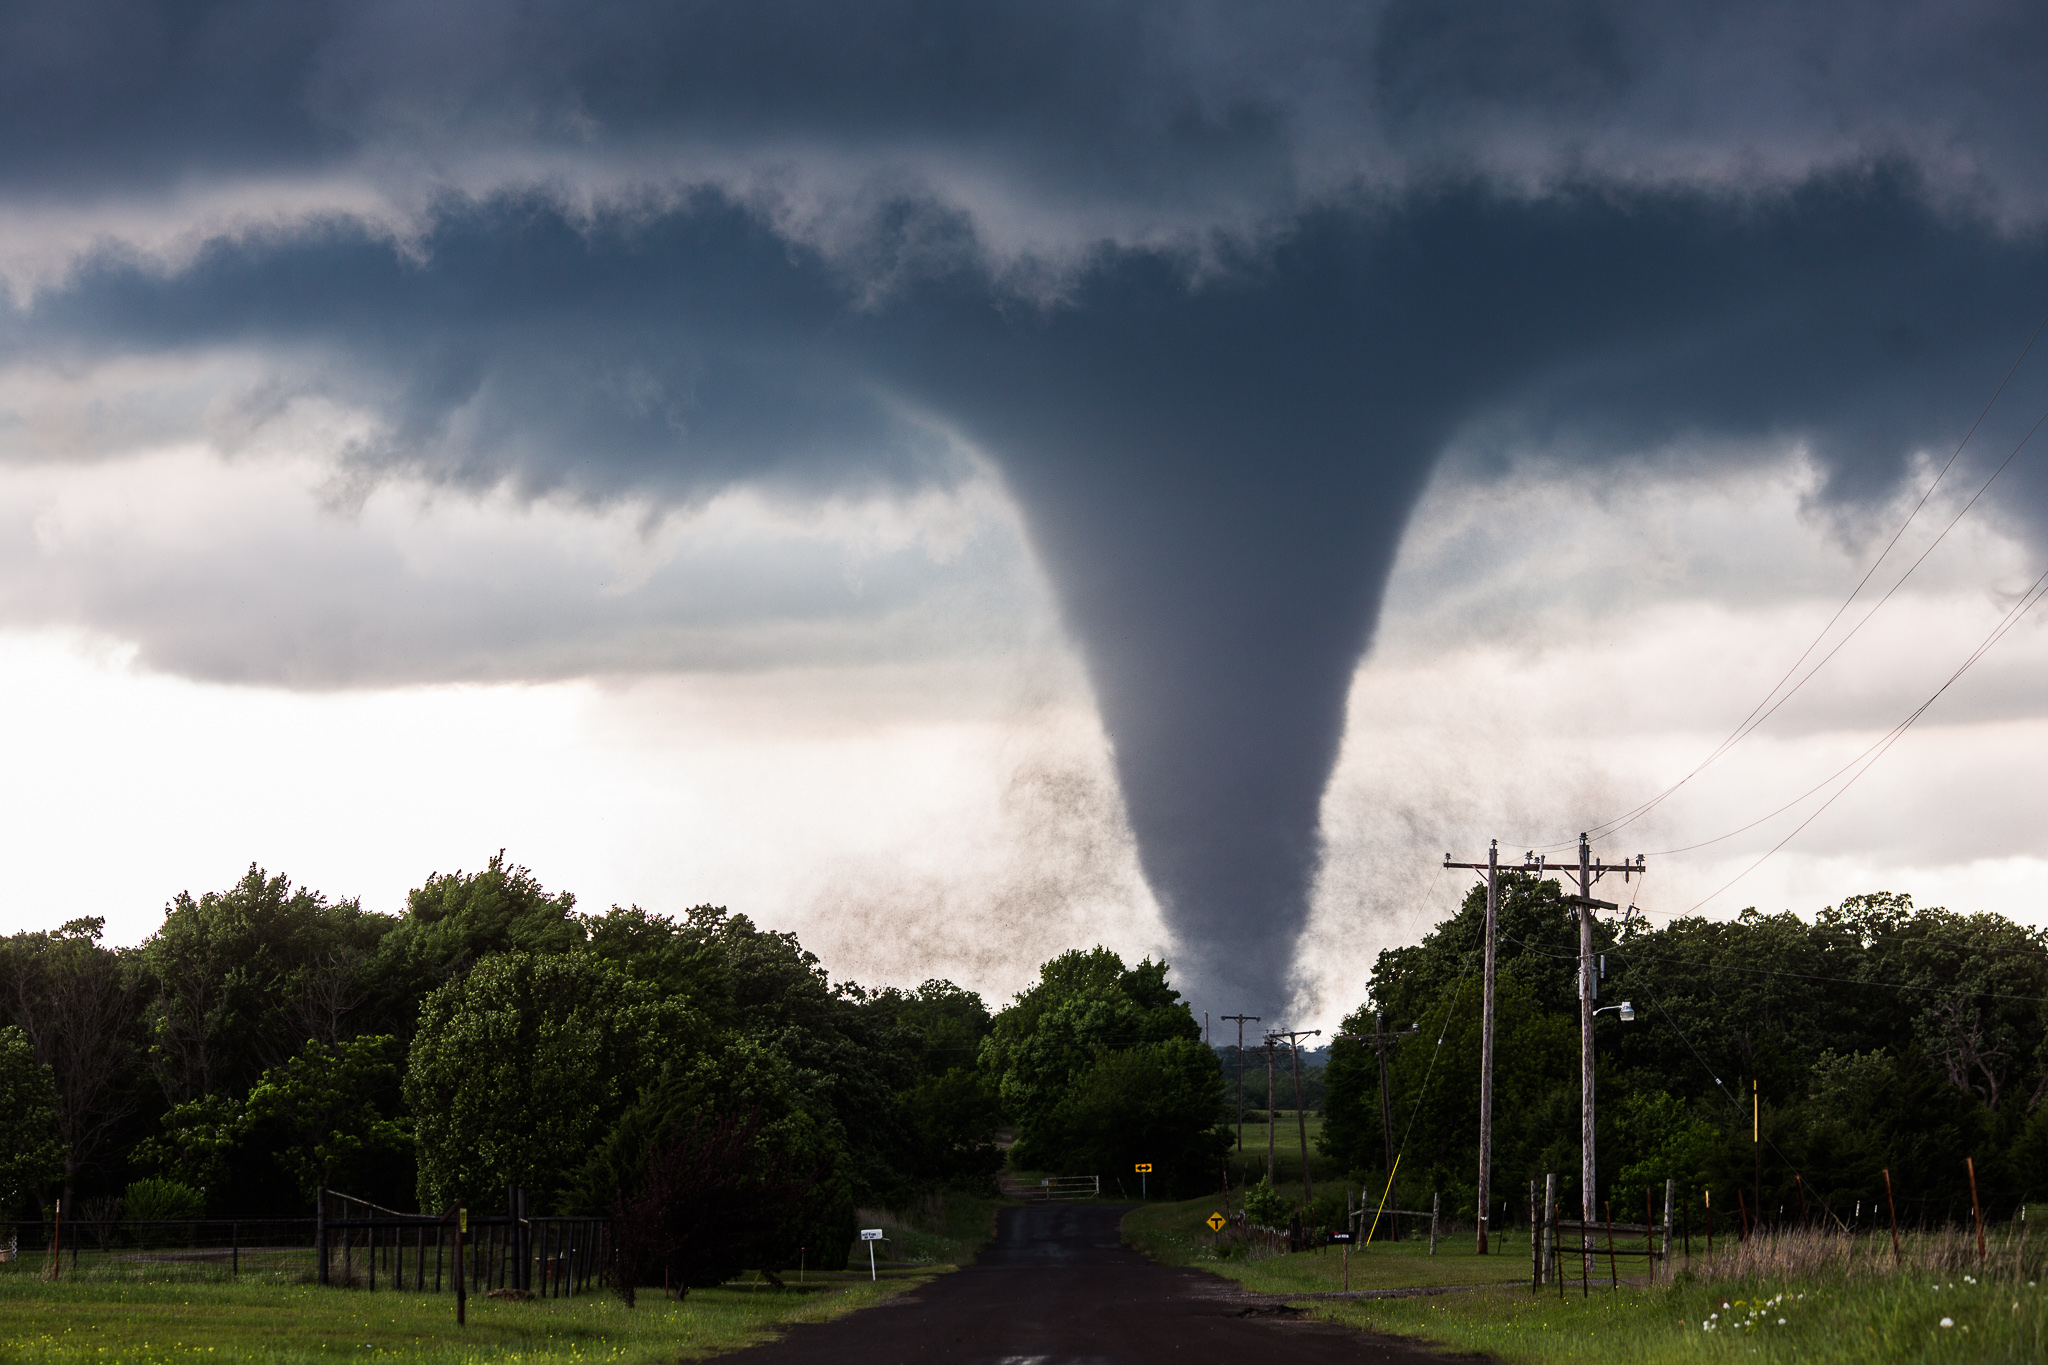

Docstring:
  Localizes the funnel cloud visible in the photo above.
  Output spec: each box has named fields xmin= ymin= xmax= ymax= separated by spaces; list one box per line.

xmin=3 ymin=3 xmax=2048 ymax=1013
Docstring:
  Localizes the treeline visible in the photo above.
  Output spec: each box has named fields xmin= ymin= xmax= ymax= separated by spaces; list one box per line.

xmin=0 ymin=857 xmax=1226 ymax=1286
xmin=1214 ymin=1048 xmax=1327 ymax=1113
xmin=1322 ymin=880 xmax=2048 ymax=1229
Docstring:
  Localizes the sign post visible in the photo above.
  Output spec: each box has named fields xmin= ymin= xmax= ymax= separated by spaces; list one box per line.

xmin=1135 ymin=1163 xmax=1153 ymax=1200
xmin=1330 ymin=1232 xmax=1353 ymax=1290
xmin=860 ymin=1229 xmax=884 ymax=1282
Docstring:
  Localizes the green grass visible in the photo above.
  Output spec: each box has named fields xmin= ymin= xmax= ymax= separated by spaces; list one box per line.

xmin=855 ymin=1191 xmax=1004 ymax=1266
xmin=1316 ymin=1272 xmax=2048 ymax=1363
xmin=0 ymin=1261 xmax=934 ymax=1364
xmin=1125 ymin=1195 xmax=2048 ymax=1363
xmin=1123 ymin=1193 xmax=1531 ymax=1293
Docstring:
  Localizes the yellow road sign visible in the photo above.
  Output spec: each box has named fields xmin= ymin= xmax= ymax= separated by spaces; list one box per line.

xmin=1134 ymin=1162 xmax=1153 ymax=1173
xmin=1206 ymin=1212 xmax=1227 ymax=1231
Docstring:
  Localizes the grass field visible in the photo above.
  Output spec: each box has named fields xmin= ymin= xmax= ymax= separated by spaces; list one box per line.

xmin=0 ymin=1271 xmax=934 ymax=1365
xmin=1123 ymin=1193 xmax=1531 ymax=1294
xmin=1125 ymin=1194 xmax=2048 ymax=1363
xmin=0 ymin=1194 xmax=1004 ymax=1364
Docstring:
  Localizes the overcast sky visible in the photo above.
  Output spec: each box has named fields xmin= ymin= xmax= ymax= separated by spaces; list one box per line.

xmin=1 ymin=1 xmax=2045 ymax=1026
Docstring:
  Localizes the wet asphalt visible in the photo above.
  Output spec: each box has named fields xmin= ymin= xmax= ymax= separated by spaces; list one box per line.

xmin=723 ymin=1203 xmax=1489 ymax=1364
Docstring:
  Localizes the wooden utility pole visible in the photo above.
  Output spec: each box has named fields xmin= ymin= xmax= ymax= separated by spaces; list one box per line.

xmin=1221 ymin=1014 xmax=1260 ymax=1158
xmin=1449 ymin=837 xmax=1642 ymax=1261
xmin=1442 ymin=840 xmax=1501 ymax=1252
xmin=1269 ymin=1029 xmax=1322 ymax=1208
xmin=1337 ymin=1017 xmax=1419 ymax=1177
xmin=1560 ymin=834 xmax=1643 ymax=1245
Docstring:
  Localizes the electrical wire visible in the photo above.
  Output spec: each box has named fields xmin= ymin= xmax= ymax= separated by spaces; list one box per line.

xmin=1506 ymin=306 xmax=2048 ymax=855
xmin=1499 ymin=933 xmax=2048 ymax=1008
xmin=1659 ymin=557 xmax=2048 ymax=916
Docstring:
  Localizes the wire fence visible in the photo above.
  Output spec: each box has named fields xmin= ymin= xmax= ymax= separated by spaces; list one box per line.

xmin=0 ymin=1187 xmax=613 ymax=1297
xmin=1 ymin=1218 xmax=317 ymax=1283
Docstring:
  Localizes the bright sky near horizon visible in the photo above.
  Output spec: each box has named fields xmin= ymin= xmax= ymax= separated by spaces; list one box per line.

xmin=4 ymin=436 xmax=2041 ymax=1028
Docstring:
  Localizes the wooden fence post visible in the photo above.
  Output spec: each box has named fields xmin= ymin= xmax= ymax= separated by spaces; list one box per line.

xmin=1661 ymin=1179 xmax=1674 ymax=1280
xmin=1967 ymin=1158 xmax=1986 ymax=1264
xmin=1430 ymin=1193 xmax=1439 ymax=1255
xmin=316 ymin=1189 xmax=328 ymax=1286
xmin=1530 ymin=1180 xmax=1541 ymax=1288
xmin=1543 ymin=1174 xmax=1557 ymax=1290
xmin=1882 ymin=1170 xmax=1902 ymax=1267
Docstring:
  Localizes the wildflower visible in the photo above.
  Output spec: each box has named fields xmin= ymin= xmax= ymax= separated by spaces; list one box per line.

xmin=1939 ymin=1318 xmax=1954 ymax=1329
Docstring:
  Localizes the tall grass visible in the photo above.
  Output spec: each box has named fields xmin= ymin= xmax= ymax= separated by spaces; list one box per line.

xmin=1670 ymin=1222 xmax=2043 ymax=1287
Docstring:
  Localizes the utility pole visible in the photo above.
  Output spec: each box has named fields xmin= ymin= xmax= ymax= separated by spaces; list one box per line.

xmin=1442 ymin=840 xmax=1501 ymax=1253
xmin=1446 ymin=837 xmax=1642 ymax=1259
xmin=1337 ymin=1016 xmax=1419 ymax=1177
xmin=1221 ymin=1014 xmax=1260 ymax=1158
xmin=1560 ymin=834 xmax=1643 ymax=1242
xmin=1269 ymin=1029 xmax=1322 ymax=1208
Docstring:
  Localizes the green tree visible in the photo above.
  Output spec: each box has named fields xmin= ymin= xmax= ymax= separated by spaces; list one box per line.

xmin=378 ymin=853 xmax=584 ymax=1007
xmin=135 ymin=866 xmax=389 ymax=1103
xmin=1024 ymin=1037 xmax=1228 ymax=1197
xmin=407 ymin=951 xmax=696 ymax=1212
xmin=0 ymin=918 xmax=143 ymax=1209
xmin=241 ymin=1035 xmax=412 ymax=1202
xmin=979 ymin=947 xmax=1197 ymax=1144
xmin=574 ymin=1036 xmax=854 ymax=1286
xmin=132 ymin=1093 xmax=243 ymax=1195
xmin=0 ymin=1025 xmax=62 ymax=1211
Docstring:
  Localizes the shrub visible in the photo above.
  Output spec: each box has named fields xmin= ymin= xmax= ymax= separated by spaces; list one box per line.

xmin=123 ymin=1177 xmax=204 ymax=1222
xmin=1241 ymin=1177 xmax=1290 ymax=1228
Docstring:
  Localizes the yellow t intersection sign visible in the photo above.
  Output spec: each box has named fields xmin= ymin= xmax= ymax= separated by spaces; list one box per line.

xmin=1206 ymin=1212 xmax=1227 ymax=1232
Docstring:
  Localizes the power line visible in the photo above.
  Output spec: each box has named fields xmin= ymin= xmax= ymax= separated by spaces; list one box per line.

xmin=1660 ymin=559 xmax=2048 ymax=915
xmin=1499 ymin=933 xmax=2048 ymax=1007
xmin=1509 ymin=306 xmax=2048 ymax=855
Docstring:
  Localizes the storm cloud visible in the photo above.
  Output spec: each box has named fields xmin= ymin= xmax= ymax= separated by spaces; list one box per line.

xmin=3 ymin=1 xmax=2048 ymax=1012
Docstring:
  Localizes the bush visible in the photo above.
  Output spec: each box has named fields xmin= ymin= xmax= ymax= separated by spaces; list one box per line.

xmin=1241 ymin=1177 xmax=1290 ymax=1228
xmin=123 ymin=1177 xmax=204 ymax=1222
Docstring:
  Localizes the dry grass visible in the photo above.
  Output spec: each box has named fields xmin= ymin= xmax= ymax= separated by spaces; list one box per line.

xmin=1668 ymin=1223 xmax=2044 ymax=1287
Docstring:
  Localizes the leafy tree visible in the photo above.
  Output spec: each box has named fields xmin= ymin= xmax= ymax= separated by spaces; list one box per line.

xmin=1023 ymin=1037 xmax=1228 ymax=1197
xmin=135 ymin=867 xmax=389 ymax=1103
xmin=377 ymin=853 xmax=584 ymax=1007
xmin=0 ymin=918 xmax=144 ymax=1208
xmin=618 ymin=905 xmax=921 ymax=1206
xmin=609 ymin=1111 xmax=834 ymax=1303
xmin=1324 ymin=974 xmax=1576 ymax=1215
xmin=241 ymin=1035 xmax=412 ymax=1203
xmin=0 ymin=1025 xmax=62 ymax=1212
xmin=980 ymin=948 xmax=1198 ymax=1145
xmin=896 ymin=1067 xmax=1006 ymax=1190
xmin=407 ymin=951 xmax=696 ymax=1212
xmin=132 ymin=1093 xmax=242 ymax=1196
xmin=576 ymin=1036 xmax=853 ymax=1291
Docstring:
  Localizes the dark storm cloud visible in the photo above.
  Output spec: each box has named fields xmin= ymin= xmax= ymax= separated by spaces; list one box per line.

xmin=4 ymin=2 xmax=2048 ymax=1012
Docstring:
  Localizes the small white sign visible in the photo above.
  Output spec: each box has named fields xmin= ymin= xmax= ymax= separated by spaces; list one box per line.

xmin=860 ymin=1229 xmax=884 ymax=1241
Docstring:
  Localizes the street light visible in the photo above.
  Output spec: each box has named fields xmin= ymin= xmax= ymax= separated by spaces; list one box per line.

xmin=1593 ymin=1002 xmax=1635 ymax=1022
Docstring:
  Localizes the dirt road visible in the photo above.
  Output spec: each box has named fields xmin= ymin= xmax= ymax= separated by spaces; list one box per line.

xmin=727 ymin=1203 xmax=1488 ymax=1363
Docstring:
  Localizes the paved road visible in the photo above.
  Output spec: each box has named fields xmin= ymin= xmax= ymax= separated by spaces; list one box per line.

xmin=727 ymin=1203 xmax=1490 ymax=1364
